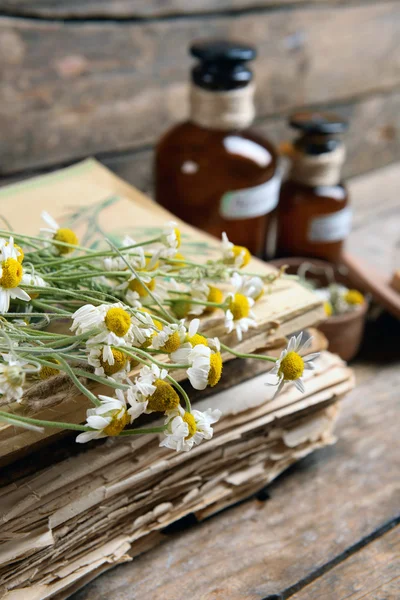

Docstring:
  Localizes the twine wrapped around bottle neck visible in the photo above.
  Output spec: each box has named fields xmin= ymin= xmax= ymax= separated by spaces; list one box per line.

xmin=190 ymin=83 xmax=255 ymax=130
xmin=288 ymin=143 xmax=346 ymax=187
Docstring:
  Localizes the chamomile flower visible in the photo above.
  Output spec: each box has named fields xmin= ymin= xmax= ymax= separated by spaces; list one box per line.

xmin=162 ymin=221 xmax=181 ymax=250
xmin=0 ymin=237 xmax=24 ymax=263
xmin=151 ymin=321 xmax=186 ymax=354
xmin=41 ymin=211 xmax=78 ymax=255
xmin=188 ymin=282 xmax=224 ymax=316
xmin=88 ymin=345 xmax=131 ymax=379
xmin=160 ymin=405 xmax=221 ymax=452
xmin=21 ymin=271 xmax=47 ymax=289
xmin=0 ymin=238 xmax=30 ymax=313
xmin=0 ymin=355 xmax=26 ymax=402
xmin=170 ymin=318 xmax=208 ymax=363
xmin=76 ymin=389 xmax=131 ymax=443
xmin=104 ymin=236 xmax=146 ymax=272
xmin=225 ymin=292 xmax=257 ymax=341
xmin=71 ymin=303 xmax=150 ymax=347
xmin=221 ymin=232 xmax=251 ymax=268
xmin=231 ymin=272 xmax=264 ymax=301
xmin=266 ymin=333 xmax=319 ymax=397
xmin=131 ymin=363 xmax=179 ymax=414
xmin=186 ymin=339 xmax=223 ymax=391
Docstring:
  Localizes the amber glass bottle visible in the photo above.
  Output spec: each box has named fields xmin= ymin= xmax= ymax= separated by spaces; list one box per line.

xmin=276 ymin=113 xmax=351 ymax=263
xmin=155 ymin=40 xmax=280 ymax=258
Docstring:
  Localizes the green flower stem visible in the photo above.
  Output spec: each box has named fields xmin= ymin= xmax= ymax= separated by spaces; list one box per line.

xmin=56 ymin=357 xmax=101 ymax=406
xmin=220 ymin=342 xmax=277 ymax=363
xmin=118 ymin=426 xmax=166 ymax=436
xmin=0 ymin=411 xmax=92 ymax=432
xmin=107 ymin=238 xmax=176 ymax=324
xmin=124 ymin=346 xmax=188 ymax=370
xmin=166 ymin=298 xmax=228 ymax=309
xmin=31 ymin=300 xmax=71 ymax=315
xmin=31 ymin=238 xmax=163 ymax=269
xmin=73 ymin=369 xmax=131 ymax=390
xmin=42 ymin=270 xmax=129 ymax=282
xmin=23 ymin=285 xmax=122 ymax=307
xmin=166 ymin=375 xmax=191 ymax=413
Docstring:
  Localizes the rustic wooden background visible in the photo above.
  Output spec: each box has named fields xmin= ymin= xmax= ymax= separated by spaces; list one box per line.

xmin=0 ymin=0 xmax=399 ymax=193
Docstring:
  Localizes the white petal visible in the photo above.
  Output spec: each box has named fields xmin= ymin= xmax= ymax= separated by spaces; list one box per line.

xmin=188 ymin=318 xmax=200 ymax=338
xmin=294 ymin=378 xmax=305 ymax=393
xmin=41 ymin=210 xmax=59 ymax=231
xmin=0 ymin=290 xmax=10 ymax=313
xmin=76 ymin=430 xmax=102 ymax=443
xmin=10 ymin=287 xmax=31 ymax=302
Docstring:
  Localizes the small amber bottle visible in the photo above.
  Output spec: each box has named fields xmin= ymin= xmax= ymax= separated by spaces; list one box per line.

xmin=155 ymin=40 xmax=280 ymax=258
xmin=276 ymin=113 xmax=351 ymax=263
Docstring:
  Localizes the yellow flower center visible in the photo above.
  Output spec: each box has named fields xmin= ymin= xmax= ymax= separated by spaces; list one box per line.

xmin=103 ymin=411 xmax=130 ymax=436
xmin=99 ymin=348 xmax=127 ymax=376
xmin=172 ymin=300 xmax=191 ymax=319
xmin=174 ymin=228 xmax=181 ymax=248
xmin=344 ymin=289 xmax=364 ymax=306
xmin=104 ymin=307 xmax=131 ymax=337
xmin=223 ymin=245 xmax=251 ymax=267
xmin=0 ymin=258 xmax=23 ymax=289
xmin=142 ymin=257 xmax=159 ymax=271
xmin=160 ymin=331 xmax=181 ymax=354
xmin=187 ymin=333 xmax=208 ymax=347
xmin=39 ymin=359 xmax=60 ymax=380
xmin=278 ymin=351 xmax=304 ymax=381
xmin=147 ymin=379 xmax=180 ymax=413
xmin=205 ymin=286 xmax=224 ymax=313
xmin=4 ymin=365 xmax=25 ymax=387
xmin=168 ymin=252 xmax=186 ymax=269
xmin=53 ymin=228 xmax=79 ymax=254
xmin=128 ymin=277 xmax=156 ymax=298
xmin=229 ymin=293 xmax=250 ymax=321
xmin=208 ymin=352 xmax=223 ymax=387
xmin=183 ymin=411 xmax=197 ymax=439
xmin=324 ymin=301 xmax=333 ymax=317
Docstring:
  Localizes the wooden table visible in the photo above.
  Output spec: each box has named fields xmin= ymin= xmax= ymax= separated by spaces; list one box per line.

xmin=71 ymin=166 xmax=400 ymax=600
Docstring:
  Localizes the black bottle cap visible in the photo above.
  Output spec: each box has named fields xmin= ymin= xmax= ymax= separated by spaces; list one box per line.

xmin=289 ymin=112 xmax=348 ymax=155
xmin=289 ymin=112 xmax=348 ymax=135
xmin=190 ymin=39 xmax=256 ymax=91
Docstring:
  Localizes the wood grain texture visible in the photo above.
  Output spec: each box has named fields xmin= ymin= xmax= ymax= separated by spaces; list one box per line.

xmin=290 ymin=525 xmax=400 ymax=600
xmin=0 ymin=0 xmax=373 ymax=19
xmin=70 ymin=357 xmax=400 ymax=600
xmin=1 ymin=2 xmax=400 ymax=174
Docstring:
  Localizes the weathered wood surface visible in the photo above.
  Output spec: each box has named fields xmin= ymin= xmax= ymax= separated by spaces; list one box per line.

xmin=290 ymin=525 xmax=400 ymax=600
xmin=0 ymin=0 xmax=370 ymax=19
xmin=1 ymin=2 xmax=400 ymax=174
xmin=70 ymin=354 xmax=400 ymax=600
xmin=347 ymin=161 xmax=400 ymax=276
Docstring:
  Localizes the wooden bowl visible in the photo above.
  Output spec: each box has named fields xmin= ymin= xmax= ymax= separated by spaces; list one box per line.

xmin=269 ymin=257 xmax=368 ymax=361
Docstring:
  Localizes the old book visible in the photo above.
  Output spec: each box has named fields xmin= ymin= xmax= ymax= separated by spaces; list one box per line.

xmin=0 ymin=159 xmax=324 ymax=462
xmin=0 ymin=351 xmax=354 ymax=600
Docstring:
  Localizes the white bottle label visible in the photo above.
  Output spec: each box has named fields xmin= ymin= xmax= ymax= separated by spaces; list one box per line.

xmin=308 ymin=207 xmax=352 ymax=243
xmin=219 ymin=174 xmax=281 ymax=220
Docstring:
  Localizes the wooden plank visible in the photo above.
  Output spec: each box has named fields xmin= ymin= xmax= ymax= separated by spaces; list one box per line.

xmin=68 ymin=358 xmax=400 ymax=600
xmin=0 ymin=1 xmax=377 ymax=19
xmin=1 ymin=2 xmax=400 ymax=174
xmin=290 ymin=526 xmax=400 ymax=600
xmin=347 ymin=161 xmax=400 ymax=276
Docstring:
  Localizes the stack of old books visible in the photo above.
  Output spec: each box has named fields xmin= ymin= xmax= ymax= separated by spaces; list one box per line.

xmin=0 ymin=161 xmax=354 ymax=599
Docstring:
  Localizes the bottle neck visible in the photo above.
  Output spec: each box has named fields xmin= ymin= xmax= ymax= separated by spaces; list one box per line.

xmin=288 ymin=143 xmax=346 ymax=187
xmin=189 ymin=83 xmax=255 ymax=131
